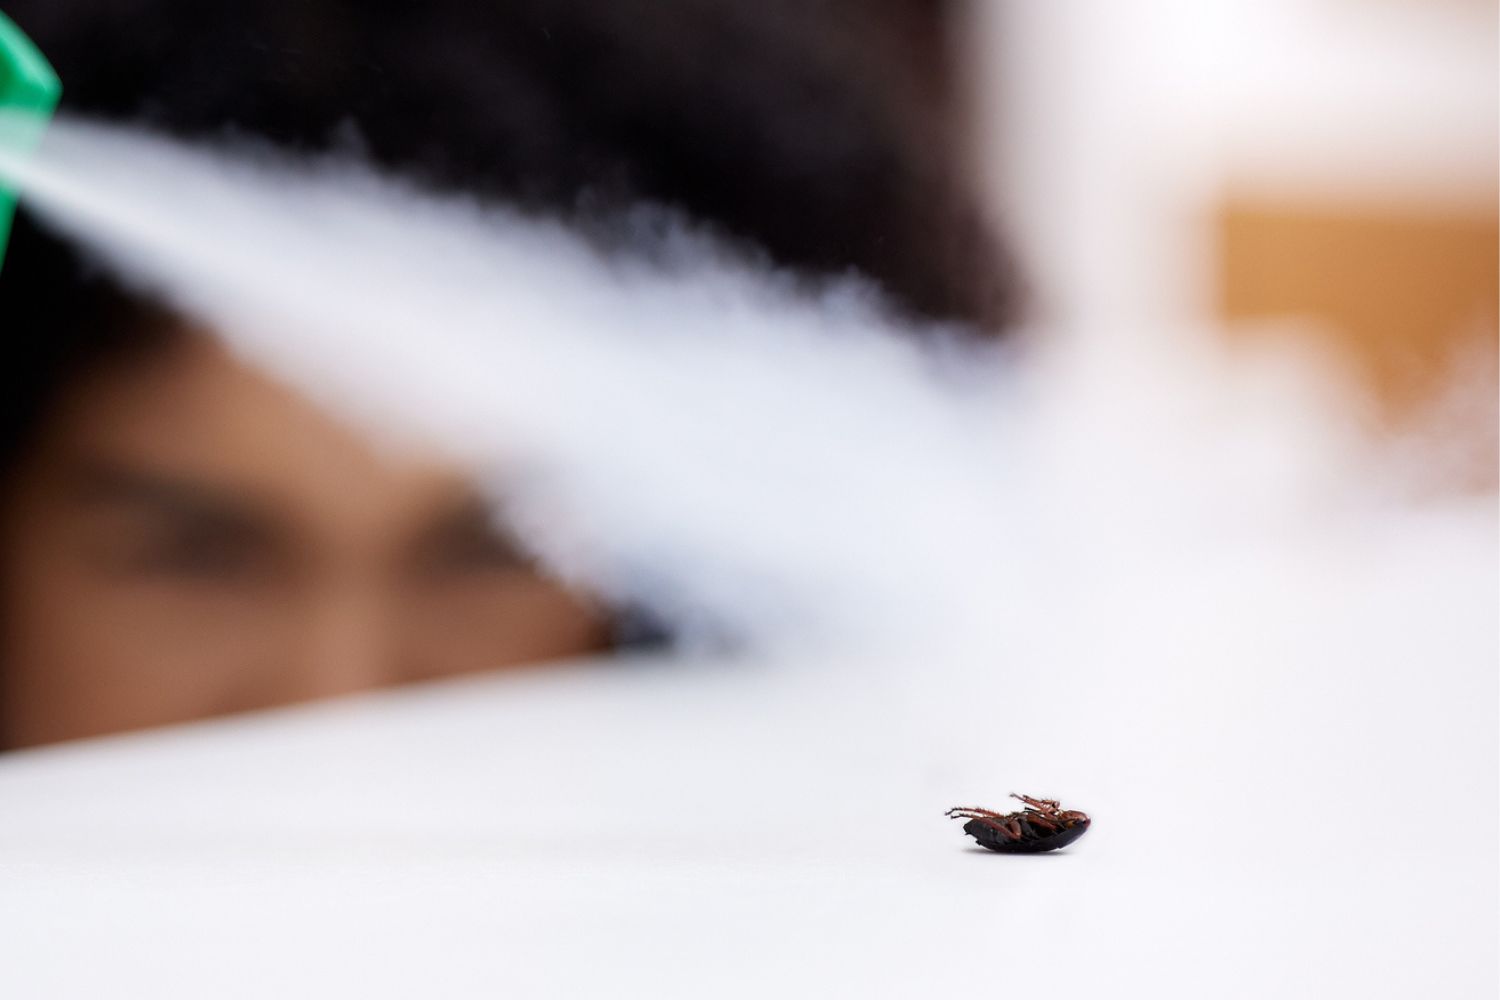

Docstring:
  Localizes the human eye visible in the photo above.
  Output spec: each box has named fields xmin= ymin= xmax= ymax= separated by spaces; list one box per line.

xmin=414 ymin=503 xmax=529 ymax=577
xmin=122 ymin=516 xmax=268 ymax=581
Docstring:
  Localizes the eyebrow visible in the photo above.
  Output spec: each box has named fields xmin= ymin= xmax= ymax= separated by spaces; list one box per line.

xmin=64 ymin=460 xmax=280 ymax=540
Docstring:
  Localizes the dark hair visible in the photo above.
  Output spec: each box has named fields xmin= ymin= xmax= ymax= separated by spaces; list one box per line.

xmin=1 ymin=0 xmax=1010 ymax=476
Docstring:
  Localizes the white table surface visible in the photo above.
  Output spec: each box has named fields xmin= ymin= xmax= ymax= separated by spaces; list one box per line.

xmin=3 ymin=561 xmax=1495 ymax=1000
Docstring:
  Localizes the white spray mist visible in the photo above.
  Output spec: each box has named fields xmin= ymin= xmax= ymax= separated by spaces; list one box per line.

xmin=1 ymin=114 xmax=1027 ymax=657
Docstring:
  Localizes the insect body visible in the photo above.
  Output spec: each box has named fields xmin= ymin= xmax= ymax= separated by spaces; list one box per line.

xmin=946 ymin=794 xmax=1090 ymax=853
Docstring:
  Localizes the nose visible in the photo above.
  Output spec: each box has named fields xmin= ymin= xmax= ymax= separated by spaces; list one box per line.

xmin=282 ymin=578 xmax=401 ymax=702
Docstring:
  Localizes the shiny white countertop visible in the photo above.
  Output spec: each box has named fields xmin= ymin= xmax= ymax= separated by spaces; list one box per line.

xmin=2 ymin=607 xmax=1494 ymax=999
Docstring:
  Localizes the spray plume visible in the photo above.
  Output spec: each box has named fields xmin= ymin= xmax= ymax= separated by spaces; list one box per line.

xmin=1 ymin=115 xmax=1491 ymax=668
xmin=1 ymin=114 xmax=1028 ymax=655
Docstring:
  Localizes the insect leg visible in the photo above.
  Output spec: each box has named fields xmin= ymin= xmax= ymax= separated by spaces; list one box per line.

xmin=1010 ymin=793 xmax=1061 ymax=814
xmin=945 ymin=807 xmax=1009 ymax=820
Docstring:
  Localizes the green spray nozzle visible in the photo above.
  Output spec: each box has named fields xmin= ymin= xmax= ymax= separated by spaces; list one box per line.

xmin=0 ymin=11 xmax=60 ymax=270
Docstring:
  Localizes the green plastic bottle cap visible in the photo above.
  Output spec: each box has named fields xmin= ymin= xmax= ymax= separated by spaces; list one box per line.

xmin=0 ymin=11 xmax=61 ymax=270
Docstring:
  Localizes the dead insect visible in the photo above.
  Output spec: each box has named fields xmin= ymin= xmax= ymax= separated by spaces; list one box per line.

xmin=946 ymin=794 xmax=1091 ymax=854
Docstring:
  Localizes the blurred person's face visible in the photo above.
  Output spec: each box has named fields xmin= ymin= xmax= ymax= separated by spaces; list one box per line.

xmin=0 ymin=332 xmax=609 ymax=748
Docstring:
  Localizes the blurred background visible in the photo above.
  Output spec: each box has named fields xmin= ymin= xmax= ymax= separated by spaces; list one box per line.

xmin=2 ymin=0 xmax=1492 ymax=748
xmin=969 ymin=0 xmax=1497 ymax=434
